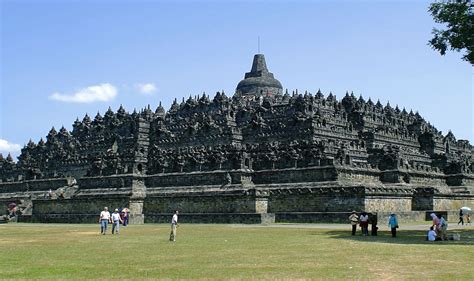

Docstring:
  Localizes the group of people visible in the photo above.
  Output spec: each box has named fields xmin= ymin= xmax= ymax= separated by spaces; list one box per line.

xmin=350 ymin=209 xmax=472 ymax=241
xmin=427 ymin=213 xmax=448 ymax=241
xmin=348 ymin=211 xmax=388 ymax=237
xmin=98 ymin=207 xmax=180 ymax=242
xmin=348 ymin=211 xmax=399 ymax=238
xmin=98 ymin=207 xmax=129 ymax=235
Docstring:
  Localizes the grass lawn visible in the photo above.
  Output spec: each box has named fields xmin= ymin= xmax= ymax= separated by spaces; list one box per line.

xmin=0 ymin=223 xmax=473 ymax=280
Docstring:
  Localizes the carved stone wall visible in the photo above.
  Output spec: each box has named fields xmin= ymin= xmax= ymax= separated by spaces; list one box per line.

xmin=1 ymin=54 xmax=473 ymax=224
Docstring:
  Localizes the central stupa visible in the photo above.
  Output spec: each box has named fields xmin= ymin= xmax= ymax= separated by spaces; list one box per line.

xmin=235 ymin=54 xmax=283 ymax=97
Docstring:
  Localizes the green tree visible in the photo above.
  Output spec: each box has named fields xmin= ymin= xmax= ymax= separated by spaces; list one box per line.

xmin=428 ymin=1 xmax=473 ymax=64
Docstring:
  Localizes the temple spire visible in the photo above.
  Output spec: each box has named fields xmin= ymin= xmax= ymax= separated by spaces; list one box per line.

xmin=250 ymin=54 xmax=269 ymax=73
xmin=236 ymin=54 xmax=282 ymax=97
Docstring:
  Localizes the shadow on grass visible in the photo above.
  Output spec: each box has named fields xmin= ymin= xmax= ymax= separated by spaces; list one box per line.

xmin=320 ymin=229 xmax=474 ymax=245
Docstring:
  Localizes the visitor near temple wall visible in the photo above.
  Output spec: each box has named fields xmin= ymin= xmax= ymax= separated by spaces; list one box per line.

xmin=359 ymin=211 xmax=369 ymax=236
xmin=458 ymin=209 xmax=464 ymax=225
xmin=348 ymin=211 xmax=359 ymax=236
xmin=169 ymin=210 xmax=179 ymax=242
xmin=427 ymin=226 xmax=437 ymax=241
xmin=121 ymin=208 xmax=129 ymax=226
xmin=467 ymin=214 xmax=471 ymax=225
xmin=370 ymin=213 xmax=378 ymax=236
xmin=388 ymin=213 xmax=398 ymax=238
xmin=430 ymin=213 xmax=441 ymax=237
xmin=439 ymin=215 xmax=448 ymax=240
xmin=111 ymin=208 xmax=123 ymax=235
xmin=99 ymin=207 xmax=112 ymax=235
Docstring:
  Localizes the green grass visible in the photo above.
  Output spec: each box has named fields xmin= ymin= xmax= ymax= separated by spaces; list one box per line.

xmin=0 ymin=223 xmax=473 ymax=280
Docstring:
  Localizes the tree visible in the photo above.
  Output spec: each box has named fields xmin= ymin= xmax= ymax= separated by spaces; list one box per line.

xmin=428 ymin=1 xmax=473 ymax=64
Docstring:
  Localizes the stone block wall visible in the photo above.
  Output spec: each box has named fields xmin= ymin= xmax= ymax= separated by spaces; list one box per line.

xmin=267 ymin=186 xmax=365 ymax=212
xmin=364 ymin=197 xmax=412 ymax=212
xmin=409 ymin=172 xmax=446 ymax=186
xmin=145 ymin=213 xmax=275 ymax=224
xmin=252 ymin=166 xmax=337 ymax=184
xmin=275 ymin=212 xmax=354 ymax=223
xmin=336 ymin=168 xmax=380 ymax=183
xmin=144 ymin=190 xmax=262 ymax=214
xmin=78 ymin=175 xmax=134 ymax=190
xmin=32 ymin=197 xmax=129 ymax=223
xmin=0 ymin=178 xmax=68 ymax=193
xmin=433 ymin=197 xmax=474 ymax=211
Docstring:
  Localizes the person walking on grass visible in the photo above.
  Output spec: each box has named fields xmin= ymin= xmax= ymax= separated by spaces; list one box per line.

xmin=169 ymin=210 xmax=179 ymax=242
xmin=458 ymin=209 xmax=464 ymax=225
xmin=99 ymin=207 xmax=112 ymax=235
xmin=111 ymin=208 xmax=123 ymax=235
xmin=348 ymin=211 xmax=359 ymax=236
xmin=121 ymin=208 xmax=129 ymax=227
xmin=388 ymin=213 xmax=399 ymax=238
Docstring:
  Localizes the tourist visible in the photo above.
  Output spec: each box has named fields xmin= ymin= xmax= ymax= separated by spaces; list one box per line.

xmin=467 ymin=213 xmax=471 ymax=225
xmin=348 ymin=211 xmax=359 ymax=236
xmin=99 ymin=207 xmax=112 ymax=235
xmin=359 ymin=211 xmax=369 ymax=236
xmin=370 ymin=213 xmax=378 ymax=236
xmin=430 ymin=213 xmax=441 ymax=237
xmin=111 ymin=209 xmax=123 ymax=235
xmin=169 ymin=210 xmax=179 ymax=242
xmin=439 ymin=215 xmax=448 ymax=240
xmin=388 ymin=213 xmax=398 ymax=238
xmin=427 ymin=226 xmax=437 ymax=241
xmin=121 ymin=208 xmax=129 ymax=226
xmin=458 ymin=209 xmax=464 ymax=225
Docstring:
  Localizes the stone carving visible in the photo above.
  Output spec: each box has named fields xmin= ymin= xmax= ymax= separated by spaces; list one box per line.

xmin=0 ymin=54 xmax=472 ymax=225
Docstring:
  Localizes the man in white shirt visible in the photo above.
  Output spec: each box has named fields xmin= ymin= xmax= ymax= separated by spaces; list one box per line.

xmin=170 ymin=210 xmax=179 ymax=242
xmin=99 ymin=207 xmax=112 ymax=235
xmin=111 ymin=209 xmax=123 ymax=235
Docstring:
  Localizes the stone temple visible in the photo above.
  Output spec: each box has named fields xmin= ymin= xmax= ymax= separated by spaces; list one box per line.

xmin=1 ymin=54 xmax=473 ymax=224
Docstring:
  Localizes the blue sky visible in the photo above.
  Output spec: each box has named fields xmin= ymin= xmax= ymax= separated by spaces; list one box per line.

xmin=1 ymin=0 xmax=473 ymax=159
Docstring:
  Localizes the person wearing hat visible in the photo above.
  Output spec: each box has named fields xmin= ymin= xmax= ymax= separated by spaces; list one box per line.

xmin=99 ymin=207 xmax=112 ymax=235
xmin=388 ymin=213 xmax=399 ymax=238
xmin=111 ymin=208 xmax=123 ymax=235
xmin=121 ymin=208 xmax=129 ymax=227
xmin=348 ymin=211 xmax=359 ymax=236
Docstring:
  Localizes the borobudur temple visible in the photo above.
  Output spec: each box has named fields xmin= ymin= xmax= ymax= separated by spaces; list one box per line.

xmin=1 ymin=54 xmax=473 ymax=224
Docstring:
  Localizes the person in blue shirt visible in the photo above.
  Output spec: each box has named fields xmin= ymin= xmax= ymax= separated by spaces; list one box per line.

xmin=388 ymin=213 xmax=399 ymax=238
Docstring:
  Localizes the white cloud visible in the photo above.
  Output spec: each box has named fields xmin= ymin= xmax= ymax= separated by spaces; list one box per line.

xmin=0 ymin=139 xmax=21 ymax=153
xmin=135 ymin=83 xmax=157 ymax=95
xmin=50 ymin=83 xmax=117 ymax=103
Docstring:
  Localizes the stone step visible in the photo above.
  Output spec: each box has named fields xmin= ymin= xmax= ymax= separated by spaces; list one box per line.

xmin=450 ymin=187 xmax=470 ymax=194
